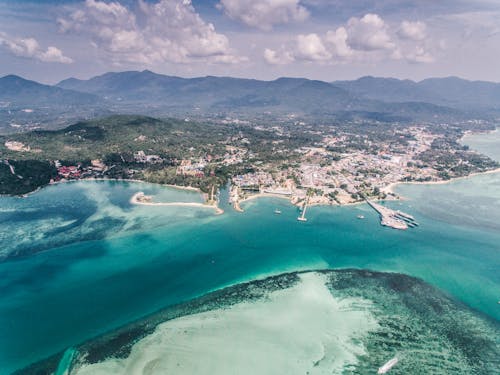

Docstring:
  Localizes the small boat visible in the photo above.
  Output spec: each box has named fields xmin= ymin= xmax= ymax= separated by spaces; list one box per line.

xmin=378 ymin=357 xmax=398 ymax=374
xmin=274 ymin=209 xmax=282 ymax=214
xmin=357 ymin=215 xmax=365 ymax=219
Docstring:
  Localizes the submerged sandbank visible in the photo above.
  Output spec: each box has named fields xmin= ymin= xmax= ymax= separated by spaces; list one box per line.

xmin=73 ymin=273 xmax=377 ymax=375
xmin=20 ymin=269 xmax=500 ymax=375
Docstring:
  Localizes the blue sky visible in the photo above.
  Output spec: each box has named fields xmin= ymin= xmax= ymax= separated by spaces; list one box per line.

xmin=1 ymin=0 xmax=500 ymax=83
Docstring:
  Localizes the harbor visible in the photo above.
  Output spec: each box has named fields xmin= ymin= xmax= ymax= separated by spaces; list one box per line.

xmin=366 ymin=200 xmax=418 ymax=230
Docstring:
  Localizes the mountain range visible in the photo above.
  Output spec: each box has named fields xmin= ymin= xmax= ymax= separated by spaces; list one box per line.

xmin=334 ymin=76 xmax=500 ymax=110
xmin=1 ymin=70 xmax=499 ymax=133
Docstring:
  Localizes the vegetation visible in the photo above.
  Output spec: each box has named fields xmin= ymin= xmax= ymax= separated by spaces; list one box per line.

xmin=0 ymin=113 xmax=498 ymax=196
xmin=0 ymin=160 xmax=57 ymax=195
xmin=0 ymin=115 xmax=303 ymax=195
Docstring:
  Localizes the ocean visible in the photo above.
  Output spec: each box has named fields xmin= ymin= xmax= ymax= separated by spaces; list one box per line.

xmin=0 ymin=131 xmax=499 ymax=374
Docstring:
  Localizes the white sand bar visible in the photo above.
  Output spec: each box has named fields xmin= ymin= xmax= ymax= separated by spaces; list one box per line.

xmin=73 ymin=272 xmax=379 ymax=375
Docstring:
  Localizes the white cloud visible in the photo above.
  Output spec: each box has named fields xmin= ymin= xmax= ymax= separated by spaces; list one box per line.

xmin=325 ymin=27 xmax=353 ymax=57
xmin=38 ymin=46 xmax=74 ymax=63
xmin=264 ymin=47 xmax=294 ymax=64
xmin=405 ymin=46 xmax=434 ymax=63
xmin=346 ymin=13 xmax=395 ymax=51
xmin=295 ymin=33 xmax=331 ymax=61
xmin=217 ymin=0 xmax=309 ymax=31
xmin=58 ymin=0 xmax=243 ymax=65
xmin=396 ymin=21 xmax=433 ymax=63
xmin=398 ymin=21 xmax=427 ymax=41
xmin=263 ymin=13 xmax=434 ymax=65
xmin=0 ymin=32 xmax=73 ymax=63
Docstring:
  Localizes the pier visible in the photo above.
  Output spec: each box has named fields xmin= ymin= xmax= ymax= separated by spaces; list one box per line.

xmin=366 ymin=200 xmax=418 ymax=230
xmin=297 ymin=196 xmax=309 ymax=222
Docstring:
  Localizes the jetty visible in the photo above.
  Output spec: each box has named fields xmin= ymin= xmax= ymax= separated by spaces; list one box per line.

xmin=297 ymin=196 xmax=309 ymax=222
xmin=365 ymin=200 xmax=418 ymax=230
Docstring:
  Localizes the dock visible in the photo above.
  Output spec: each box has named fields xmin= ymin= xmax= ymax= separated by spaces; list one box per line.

xmin=297 ymin=196 xmax=309 ymax=222
xmin=366 ymin=200 xmax=418 ymax=230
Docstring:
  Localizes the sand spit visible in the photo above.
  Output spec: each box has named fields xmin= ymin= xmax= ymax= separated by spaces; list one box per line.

xmin=130 ymin=192 xmax=223 ymax=215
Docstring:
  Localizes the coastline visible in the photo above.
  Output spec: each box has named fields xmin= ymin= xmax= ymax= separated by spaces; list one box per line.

xmin=239 ymin=192 xmax=292 ymax=204
xmin=0 ymin=177 xmax=203 ymax=199
xmin=236 ymin=190 xmax=398 ymax=210
xmin=130 ymin=192 xmax=224 ymax=215
xmin=5 ymin=168 xmax=498 ymax=211
xmin=379 ymin=128 xmax=500 ymax=197
xmin=234 ymin=166 xmax=500 ymax=211
xmin=460 ymin=127 xmax=498 ymax=143
xmin=383 ymin=167 xmax=500 ymax=196
xmin=50 ymin=177 xmax=202 ymax=194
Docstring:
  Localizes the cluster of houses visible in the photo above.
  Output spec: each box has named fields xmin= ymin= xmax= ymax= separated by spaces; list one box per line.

xmin=233 ymin=172 xmax=275 ymax=190
xmin=176 ymin=159 xmax=206 ymax=178
xmin=54 ymin=159 xmax=107 ymax=181
xmin=133 ymin=151 xmax=162 ymax=164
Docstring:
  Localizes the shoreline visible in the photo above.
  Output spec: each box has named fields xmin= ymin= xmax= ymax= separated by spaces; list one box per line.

xmin=235 ymin=167 xmax=500 ymax=211
xmin=1 ymin=177 xmax=204 ymax=199
xmin=50 ymin=177 xmax=203 ymax=194
xmin=5 ymin=168 xmax=499 ymax=210
xmin=130 ymin=192 xmax=224 ymax=215
xmin=239 ymin=192 xmax=292 ymax=204
xmin=236 ymin=190 xmax=400 ymax=210
xmin=460 ymin=127 xmax=498 ymax=143
xmin=235 ymin=192 xmax=295 ymax=212
xmin=383 ymin=167 xmax=500 ymax=196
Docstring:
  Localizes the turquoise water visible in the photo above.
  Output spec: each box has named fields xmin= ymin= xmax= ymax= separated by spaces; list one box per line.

xmin=462 ymin=128 xmax=500 ymax=161
xmin=36 ymin=270 xmax=500 ymax=374
xmin=54 ymin=348 xmax=76 ymax=375
xmin=1 ymin=133 xmax=499 ymax=374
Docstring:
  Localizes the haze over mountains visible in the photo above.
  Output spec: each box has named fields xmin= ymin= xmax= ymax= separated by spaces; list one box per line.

xmin=1 ymin=70 xmax=500 ymax=133
xmin=335 ymin=76 xmax=500 ymax=110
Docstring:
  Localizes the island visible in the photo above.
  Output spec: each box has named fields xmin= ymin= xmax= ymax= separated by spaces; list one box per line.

xmin=0 ymin=114 xmax=498 ymax=227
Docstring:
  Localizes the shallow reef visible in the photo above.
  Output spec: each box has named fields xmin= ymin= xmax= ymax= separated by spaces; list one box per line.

xmin=17 ymin=269 xmax=499 ymax=375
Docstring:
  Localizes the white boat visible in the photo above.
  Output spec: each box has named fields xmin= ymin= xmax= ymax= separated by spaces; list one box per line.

xmin=357 ymin=215 xmax=365 ymax=219
xmin=274 ymin=209 xmax=282 ymax=214
xmin=378 ymin=357 xmax=398 ymax=374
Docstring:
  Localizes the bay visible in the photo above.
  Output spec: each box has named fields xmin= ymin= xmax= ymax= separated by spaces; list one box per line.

xmin=0 ymin=130 xmax=499 ymax=374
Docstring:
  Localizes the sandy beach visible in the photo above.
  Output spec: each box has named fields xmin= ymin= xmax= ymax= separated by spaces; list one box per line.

xmin=130 ymin=192 xmax=224 ymax=215
xmin=233 ymin=192 xmax=292 ymax=212
xmin=239 ymin=192 xmax=292 ymax=204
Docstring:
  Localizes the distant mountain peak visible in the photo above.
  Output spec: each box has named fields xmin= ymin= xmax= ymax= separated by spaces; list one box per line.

xmin=1 ymin=74 xmax=24 ymax=80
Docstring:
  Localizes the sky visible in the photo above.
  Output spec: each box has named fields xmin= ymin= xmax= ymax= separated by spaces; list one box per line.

xmin=1 ymin=0 xmax=500 ymax=84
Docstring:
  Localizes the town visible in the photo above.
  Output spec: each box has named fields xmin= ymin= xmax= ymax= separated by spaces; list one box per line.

xmin=1 ymin=115 xmax=498 ymax=223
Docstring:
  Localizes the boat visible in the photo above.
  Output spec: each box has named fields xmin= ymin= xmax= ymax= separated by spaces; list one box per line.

xmin=357 ymin=215 xmax=365 ymax=219
xmin=274 ymin=209 xmax=282 ymax=214
xmin=377 ymin=357 xmax=398 ymax=374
